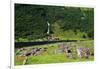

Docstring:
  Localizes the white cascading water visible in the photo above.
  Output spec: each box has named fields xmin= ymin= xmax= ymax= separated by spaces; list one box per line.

xmin=47 ymin=21 xmax=50 ymax=35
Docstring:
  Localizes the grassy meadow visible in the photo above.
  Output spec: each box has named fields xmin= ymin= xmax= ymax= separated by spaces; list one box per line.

xmin=15 ymin=40 xmax=94 ymax=65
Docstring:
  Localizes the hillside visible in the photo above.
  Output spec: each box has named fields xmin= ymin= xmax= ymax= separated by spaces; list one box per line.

xmin=15 ymin=4 xmax=94 ymax=42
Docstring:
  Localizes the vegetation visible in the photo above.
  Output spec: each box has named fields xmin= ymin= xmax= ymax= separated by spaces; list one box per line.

xmin=15 ymin=4 xmax=94 ymax=65
xmin=15 ymin=40 xmax=94 ymax=65
xmin=15 ymin=4 xmax=94 ymax=42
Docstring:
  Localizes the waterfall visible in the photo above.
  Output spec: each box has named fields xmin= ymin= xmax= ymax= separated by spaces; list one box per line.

xmin=47 ymin=21 xmax=50 ymax=35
